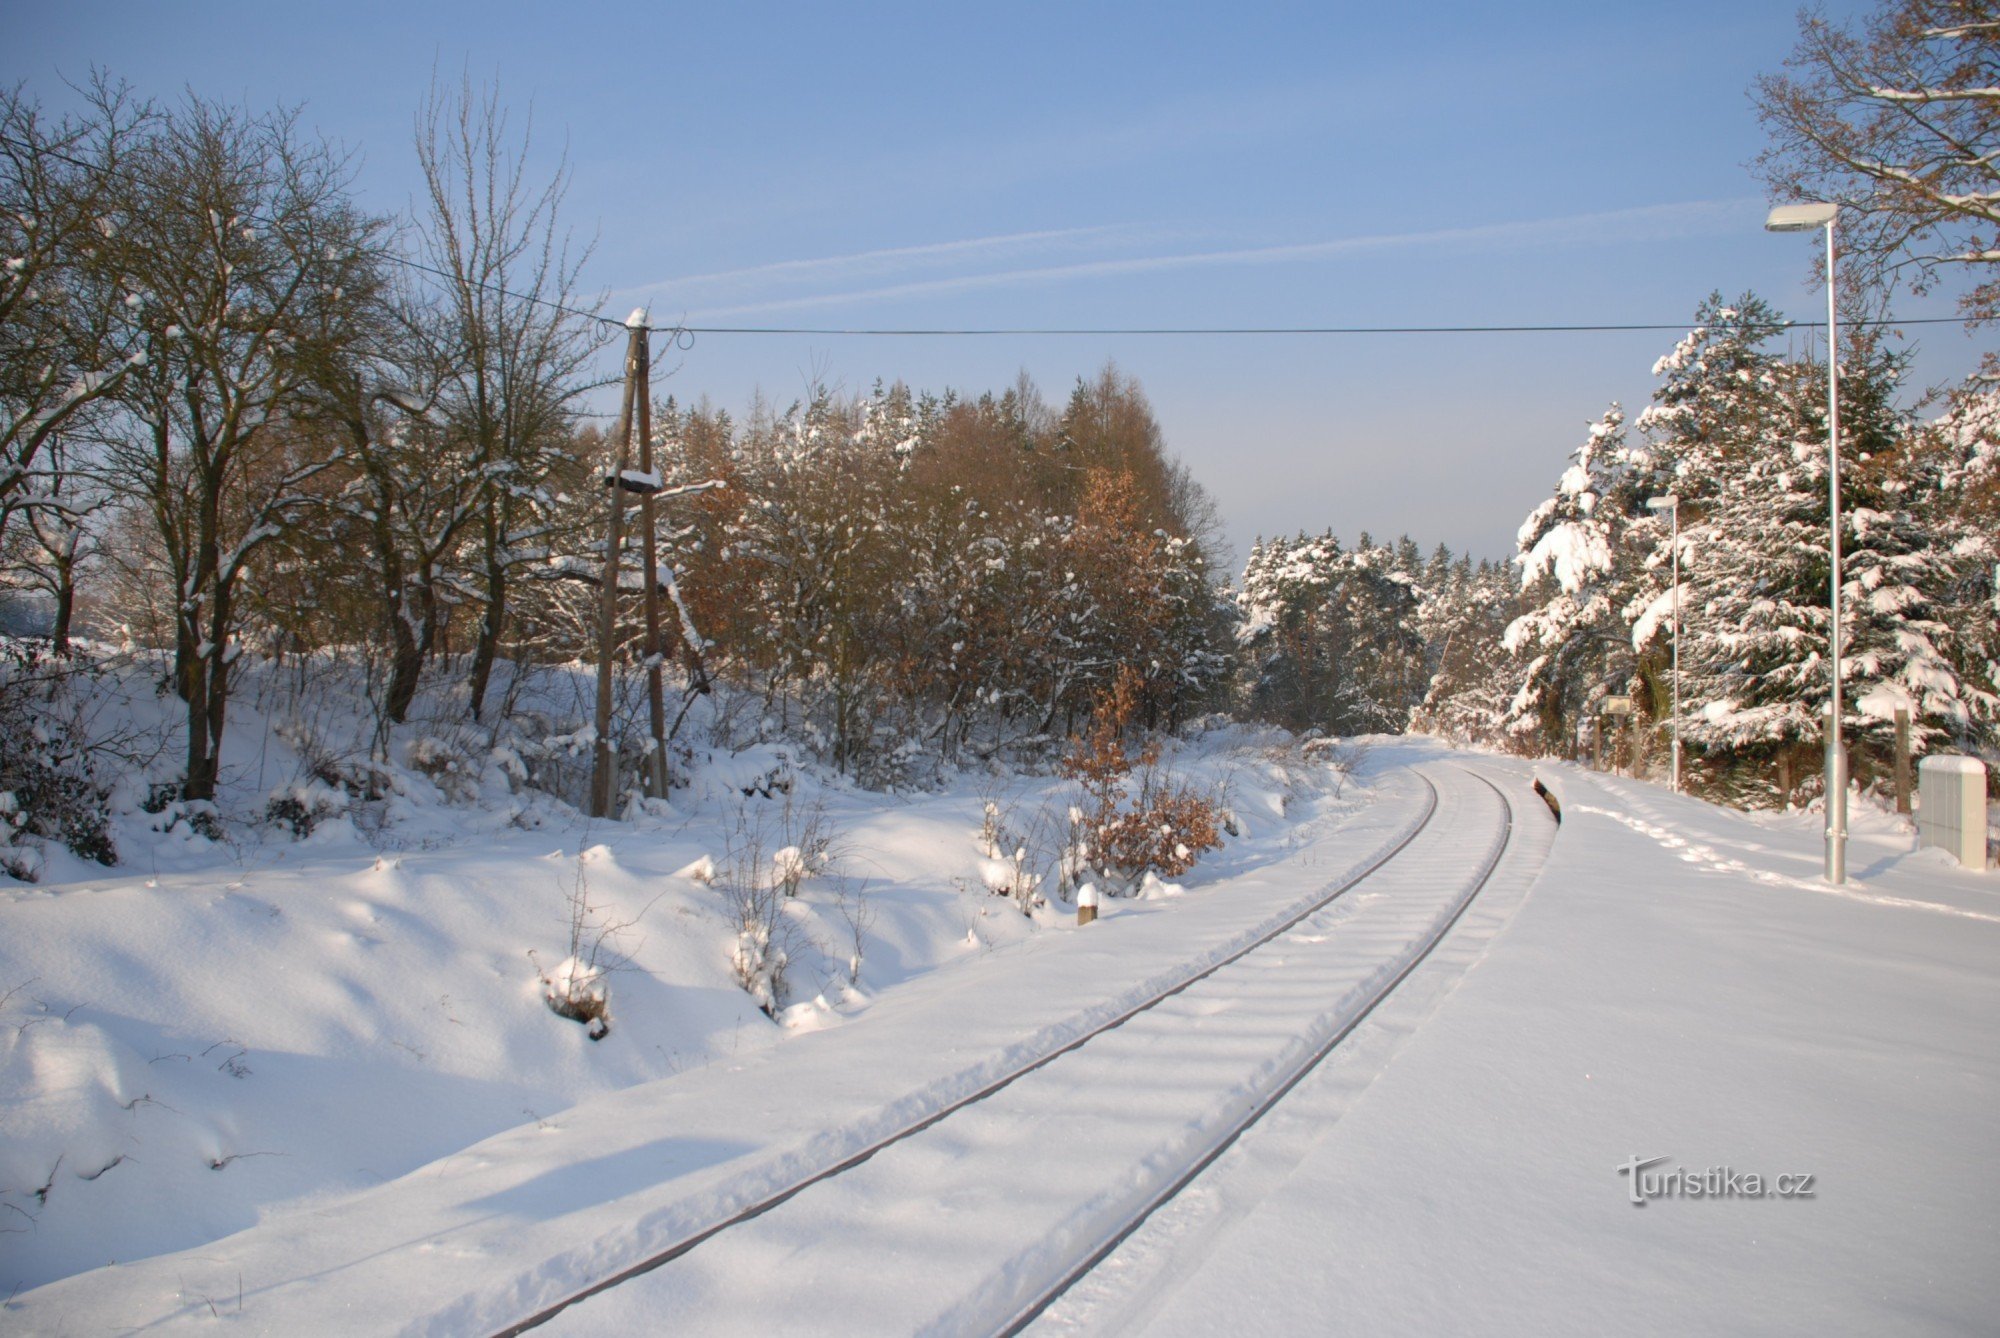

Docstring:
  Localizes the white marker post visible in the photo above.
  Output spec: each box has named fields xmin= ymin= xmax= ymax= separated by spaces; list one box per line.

xmin=1077 ymin=884 xmax=1099 ymax=926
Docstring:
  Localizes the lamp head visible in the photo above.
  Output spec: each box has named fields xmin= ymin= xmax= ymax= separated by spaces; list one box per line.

xmin=1765 ymin=202 xmax=1838 ymax=232
xmin=1645 ymin=495 xmax=1678 ymax=512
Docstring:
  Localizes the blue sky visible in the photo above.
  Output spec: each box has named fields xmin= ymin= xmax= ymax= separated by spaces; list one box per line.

xmin=6 ymin=0 xmax=1984 ymax=565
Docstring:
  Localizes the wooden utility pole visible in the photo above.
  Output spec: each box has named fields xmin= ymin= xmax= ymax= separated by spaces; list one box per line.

xmin=590 ymin=316 xmax=646 ymax=819
xmin=634 ymin=332 xmax=670 ymax=799
xmin=1893 ymin=707 xmax=1912 ymax=814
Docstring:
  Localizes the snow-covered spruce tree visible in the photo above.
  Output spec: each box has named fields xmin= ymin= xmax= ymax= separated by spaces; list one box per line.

xmin=1237 ymin=531 xmax=1425 ymax=736
xmin=1410 ymin=552 xmax=1520 ymax=746
xmin=1498 ymin=402 xmax=1664 ymax=758
xmin=1661 ymin=355 xmax=1840 ymax=800
xmin=1829 ymin=334 xmax=1995 ymax=784
xmin=1340 ymin=535 xmax=1428 ymax=733
xmin=1887 ymin=385 xmax=2000 ymax=773
xmin=1237 ymin=531 xmax=1347 ymax=732
xmin=1934 ymin=388 xmax=2000 ymax=765
xmin=1638 ymin=302 xmax=1978 ymax=803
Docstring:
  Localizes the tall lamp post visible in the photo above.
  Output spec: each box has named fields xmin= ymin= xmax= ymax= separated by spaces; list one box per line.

xmin=1645 ymin=494 xmax=1680 ymax=793
xmin=1765 ymin=200 xmax=1846 ymax=884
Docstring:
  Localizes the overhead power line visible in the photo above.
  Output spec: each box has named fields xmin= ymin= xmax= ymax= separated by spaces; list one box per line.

xmin=6 ymin=133 xmax=1977 ymax=343
xmin=673 ymin=316 xmax=1972 ymax=337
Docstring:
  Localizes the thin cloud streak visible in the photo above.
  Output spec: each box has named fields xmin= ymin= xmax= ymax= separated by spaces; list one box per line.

xmin=622 ymin=225 xmax=1144 ymax=300
xmin=683 ymin=198 xmax=1763 ymax=320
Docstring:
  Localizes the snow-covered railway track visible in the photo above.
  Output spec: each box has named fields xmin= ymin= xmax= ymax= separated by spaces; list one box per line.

xmin=998 ymin=767 xmax=1516 ymax=1335
xmin=512 ymin=766 xmax=1520 ymax=1336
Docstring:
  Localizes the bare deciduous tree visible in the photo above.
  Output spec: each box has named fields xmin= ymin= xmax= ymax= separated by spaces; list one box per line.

xmin=105 ymin=95 xmax=387 ymax=801
xmin=413 ymin=73 xmax=607 ymax=722
xmin=1755 ymin=1 xmax=2000 ymax=355
xmin=0 ymin=75 xmax=153 ymax=549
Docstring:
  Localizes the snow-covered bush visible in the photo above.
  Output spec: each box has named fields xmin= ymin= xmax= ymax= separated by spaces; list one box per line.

xmin=715 ymin=798 xmax=835 ymax=1014
xmin=773 ymin=797 xmax=831 ymax=896
xmin=262 ymin=779 xmax=348 ymax=838
xmin=0 ymin=642 xmax=119 ymax=878
xmin=1060 ymin=667 xmax=1225 ymax=895
xmin=407 ymin=732 xmax=483 ymax=805
xmin=730 ymin=908 xmax=789 ymax=1019
xmin=270 ymin=718 xmax=391 ymax=804
xmin=1087 ymin=776 xmax=1223 ymax=884
xmin=974 ymin=795 xmax=1048 ymax=913
xmin=536 ymin=954 xmax=609 ymax=1041
xmin=529 ymin=855 xmax=626 ymax=1041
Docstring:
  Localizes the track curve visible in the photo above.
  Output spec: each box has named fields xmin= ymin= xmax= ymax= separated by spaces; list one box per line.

xmin=518 ymin=765 xmax=1531 ymax=1337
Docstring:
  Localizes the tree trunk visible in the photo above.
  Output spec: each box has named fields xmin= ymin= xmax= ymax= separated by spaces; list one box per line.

xmin=50 ymin=551 xmax=74 ymax=656
xmin=468 ymin=498 xmax=504 ymax=722
xmin=205 ymin=584 xmax=233 ymax=790
xmin=385 ymin=601 xmax=422 ymax=725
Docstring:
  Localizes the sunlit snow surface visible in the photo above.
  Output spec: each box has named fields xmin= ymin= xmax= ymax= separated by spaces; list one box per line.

xmin=0 ymin=705 xmax=1343 ymax=1314
xmin=1043 ymin=753 xmax=2000 ymax=1337
xmin=6 ymin=739 xmax=1996 ymax=1335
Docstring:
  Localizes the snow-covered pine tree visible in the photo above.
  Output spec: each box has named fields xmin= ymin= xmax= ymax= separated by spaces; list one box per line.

xmin=1237 ymin=531 xmax=1347 ymax=732
xmin=1498 ymin=402 xmax=1660 ymax=756
xmin=1236 ymin=531 xmax=1425 ymax=736
xmin=1644 ymin=299 xmax=1962 ymax=803
xmin=1831 ymin=334 xmax=1995 ymax=785
xmin=1411 ymin=554 xmax=1519 ymax=746
xmin=1905 ymin=384 xmax=2000 ymax=772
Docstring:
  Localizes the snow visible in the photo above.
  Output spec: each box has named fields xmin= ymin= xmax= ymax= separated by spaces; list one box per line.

xmin=3 ymin=720 xmax=1993 ymax=1332
xmin=1918 ymin=753 xmax=1986 ymax=776
xmin=1629 ymin=585 xmax=1674 ymax=650
xmin=1043 ymin=751 xmax=1999 ymax=1336
xmin=0 ymin=659 xmax=1336 ymax=1314
xmin=1518 ymin=519 xmax=1611 ymax=593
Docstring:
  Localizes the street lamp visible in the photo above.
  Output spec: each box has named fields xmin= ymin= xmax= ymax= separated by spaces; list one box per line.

xmin=1646 ymin=494 xmax=1680 ymax=794
xmin=1766 ymin=200 xmax=1846 ymax=884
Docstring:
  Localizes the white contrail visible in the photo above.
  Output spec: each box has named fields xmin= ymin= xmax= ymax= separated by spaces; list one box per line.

xmin=622 ymin=225 xmax=1138 ymax=299
xmin=679 ymin=199 xmax=1759 ymax=320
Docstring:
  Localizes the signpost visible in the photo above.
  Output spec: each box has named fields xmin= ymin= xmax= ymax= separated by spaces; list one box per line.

xmin=1601 ymin=695 xmax=1633 ymax=776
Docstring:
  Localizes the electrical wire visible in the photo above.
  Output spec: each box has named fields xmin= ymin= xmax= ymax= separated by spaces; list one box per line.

xmin=4 ymin=132 xmax=1975 ymax=343
xmin=674 ymin=316 xmax=1972 ymax=337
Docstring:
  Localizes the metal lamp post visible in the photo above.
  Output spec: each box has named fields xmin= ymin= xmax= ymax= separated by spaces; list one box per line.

xmin=1645 ymin=494 xmax=1680 ymax=793
xmin=1765 ymin=200 xmax=1846 ymax=884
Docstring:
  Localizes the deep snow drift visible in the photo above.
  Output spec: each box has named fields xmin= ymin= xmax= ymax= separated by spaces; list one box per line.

xmin=0 ymin=653 xmax=1343 ymax=1300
